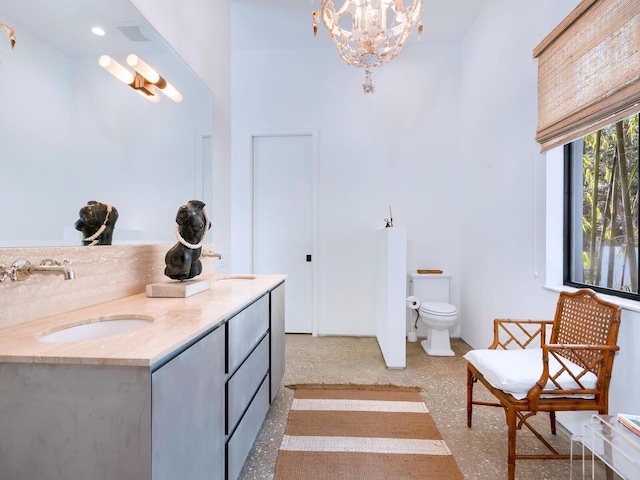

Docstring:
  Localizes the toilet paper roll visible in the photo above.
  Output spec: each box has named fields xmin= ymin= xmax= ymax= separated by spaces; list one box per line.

xmin=406 ymin=296 xmax=421 ymax=310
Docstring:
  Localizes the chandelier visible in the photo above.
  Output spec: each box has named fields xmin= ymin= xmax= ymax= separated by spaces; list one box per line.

xmin=1 ymin=22 xmax=16 ymax=54
xmin=312 ymin=0 xmax=423 ymax=94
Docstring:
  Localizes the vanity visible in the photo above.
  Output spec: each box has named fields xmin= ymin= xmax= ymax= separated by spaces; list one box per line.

xmin=0 ymin=274 xmax=285 ymax=480
xmin=0 ymin=0 xmax=255 ymax=476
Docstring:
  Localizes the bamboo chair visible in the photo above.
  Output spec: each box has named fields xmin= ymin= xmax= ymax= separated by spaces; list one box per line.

xmin=465 ymin=289 xmax=621 ymax=480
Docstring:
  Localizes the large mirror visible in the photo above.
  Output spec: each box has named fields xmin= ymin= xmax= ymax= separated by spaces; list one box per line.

xmin=0 ymin=0 xmax=213 ymax=247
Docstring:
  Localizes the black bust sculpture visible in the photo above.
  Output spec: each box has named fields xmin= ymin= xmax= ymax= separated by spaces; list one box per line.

xmin=74 ymin=201 xmax=118 ymax=246
xmin=164 ymin=200 xmax=211 ymax=281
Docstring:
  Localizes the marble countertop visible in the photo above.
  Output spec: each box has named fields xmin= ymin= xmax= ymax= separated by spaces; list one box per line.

xmin=0 ymin=274 xmax=285 ymax=367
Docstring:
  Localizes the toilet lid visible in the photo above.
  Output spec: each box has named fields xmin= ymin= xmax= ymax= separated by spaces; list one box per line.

xmin=420 ymin=301 xmax=457 ymax=316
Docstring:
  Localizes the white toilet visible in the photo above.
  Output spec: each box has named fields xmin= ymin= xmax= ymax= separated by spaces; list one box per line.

xmin=410 ymin=273 xmax=457 ymax=356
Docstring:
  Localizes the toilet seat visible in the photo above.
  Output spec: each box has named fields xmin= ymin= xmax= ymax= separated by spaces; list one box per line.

xmin=419 ymin=301 xmax=457 ymax=317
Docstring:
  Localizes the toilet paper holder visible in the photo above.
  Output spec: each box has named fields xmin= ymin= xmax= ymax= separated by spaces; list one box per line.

xmin=406 ymin=296 xmax=421 ymax=342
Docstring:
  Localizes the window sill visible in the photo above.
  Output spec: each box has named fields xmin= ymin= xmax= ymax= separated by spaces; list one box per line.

xmin=544 ymin=285 xmax=640 ymax=314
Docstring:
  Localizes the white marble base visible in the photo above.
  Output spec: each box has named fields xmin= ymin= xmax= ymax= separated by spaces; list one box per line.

xmin=146 ymin=279 xmax=210 ymax=298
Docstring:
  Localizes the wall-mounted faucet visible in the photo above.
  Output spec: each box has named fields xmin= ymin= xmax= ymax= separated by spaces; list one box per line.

xmin=202 ymin=251 xmax=223 ymax=260
xmin=0 ymin=258 xmax=75 ymax=282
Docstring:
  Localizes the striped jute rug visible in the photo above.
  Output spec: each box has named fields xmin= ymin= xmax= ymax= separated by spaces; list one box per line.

xmin=274 ymin=384 xmax=464 ymax=480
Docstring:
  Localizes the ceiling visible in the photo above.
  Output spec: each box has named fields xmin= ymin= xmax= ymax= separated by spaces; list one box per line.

xmin=2 ymin=1 xmax=485 ymax=56
xmin=231 ymin=0 xmax=486 ymax=51
xmin=0 ymin=0 xmax=164 ymax=57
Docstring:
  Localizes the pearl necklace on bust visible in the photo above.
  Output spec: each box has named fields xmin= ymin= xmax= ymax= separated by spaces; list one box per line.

xmin=84 ymin=203 xmax=112 ymax=246
xmin=174 ymin=208 xmax=210 ymax=250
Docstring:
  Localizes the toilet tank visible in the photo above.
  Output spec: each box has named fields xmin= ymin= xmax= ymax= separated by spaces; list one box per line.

xmin=409 ymin=273 xmax=451 ymax=303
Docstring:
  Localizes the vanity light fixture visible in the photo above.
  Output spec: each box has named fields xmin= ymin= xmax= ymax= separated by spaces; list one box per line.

xmin=126 ymin=54 xmax=183 ymax=103
xmin=98 ymin=54 xmax=182 ymax=103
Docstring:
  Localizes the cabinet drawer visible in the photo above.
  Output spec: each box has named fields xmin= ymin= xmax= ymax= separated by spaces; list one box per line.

xmin=227 ymin=333 xmax=269 ymax=433
xmin=226 ymin=377 xmax=270 ymax=480
xmin=227 ymin=294 xmax=269 ymax=373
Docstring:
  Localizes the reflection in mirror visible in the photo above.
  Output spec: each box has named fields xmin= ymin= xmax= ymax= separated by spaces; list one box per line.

xmin=0 ymin=0 xmax=213 ymax=247
xmin=75 ymin=201 xmax=119 ymax=246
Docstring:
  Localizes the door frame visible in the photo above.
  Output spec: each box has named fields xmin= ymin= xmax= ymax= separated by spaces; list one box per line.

xmin=195 ymin=130 xmax=213 ymax=244
xmin=250 ymin=129 xmax=319 ymax=336
xmin=194 ymin=130 xmax=212 ymax=201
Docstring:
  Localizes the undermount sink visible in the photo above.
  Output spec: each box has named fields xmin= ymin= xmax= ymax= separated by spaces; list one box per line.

xmin=38 ymin=315 xmax=154 ymax=343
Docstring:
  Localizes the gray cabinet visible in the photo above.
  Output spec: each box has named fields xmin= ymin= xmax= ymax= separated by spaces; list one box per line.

xmin=152 ymin=325 xmax=225 ymax=480
xmin=0 ymin=363 xmax=152 ymax=480
xmin=225 ymin=293 xmax=271 ymax=480
xmin=227 ymin=334 xmax=270 ymax=430
xmin=0 ymin=281 xmax=285 ymax=480
xmin=223 ymin=281 xmax=286 ymax=480
xmin=270 ymin=282 xmax=285 ymax=401
xmin=0 ymin=326 xmax=226 ymax=480
xmin=227 ymin=294 xmax=270 ymax=373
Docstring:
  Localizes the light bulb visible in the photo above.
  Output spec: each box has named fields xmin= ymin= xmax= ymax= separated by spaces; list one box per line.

xmin=126 ymin=54 xmax=160 ymax=83
xmin=99 ymin=55 xmax=134 ymax=85
xmin=160 ymin=82 xmax=183 ymax=103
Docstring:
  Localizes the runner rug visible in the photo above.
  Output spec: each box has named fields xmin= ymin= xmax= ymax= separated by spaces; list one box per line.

xmin=274 ymin=384 xmax=464 ymax=480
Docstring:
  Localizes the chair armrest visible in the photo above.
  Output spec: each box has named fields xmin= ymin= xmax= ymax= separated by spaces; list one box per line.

xmin=526 ymin=343 xmax=620 ymax=409
xmin=489 ymin=319 xmax=554 ymax=350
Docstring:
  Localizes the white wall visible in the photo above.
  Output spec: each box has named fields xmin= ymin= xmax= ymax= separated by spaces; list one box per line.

xmin=231 ymin=44 xmax=462 ymax=336
xmin=460 ymin=0 xmax=640 ymax=422
xmin=458 ymin=0 xmax=578 ymax=347
xmin=131 ymin=0 xmax=232 ymax=268
xmin=231 ymin=0 xmax=640 ymax=423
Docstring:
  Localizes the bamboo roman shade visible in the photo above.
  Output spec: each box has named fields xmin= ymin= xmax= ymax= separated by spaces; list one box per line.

xmin=534 ymin=0 xmax=640 ymax=152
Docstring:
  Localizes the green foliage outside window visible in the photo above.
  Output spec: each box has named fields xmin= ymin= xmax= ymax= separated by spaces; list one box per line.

xmin=571 ymin=114 xmax=640 ymax=295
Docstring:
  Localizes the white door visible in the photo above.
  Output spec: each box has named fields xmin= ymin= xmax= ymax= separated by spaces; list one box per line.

xmin=252 ymin=133 xmax=314 ymax=333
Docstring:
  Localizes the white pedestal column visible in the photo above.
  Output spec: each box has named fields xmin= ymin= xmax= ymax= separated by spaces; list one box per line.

xmin=375 ymin=227 xmax=407 ymax=369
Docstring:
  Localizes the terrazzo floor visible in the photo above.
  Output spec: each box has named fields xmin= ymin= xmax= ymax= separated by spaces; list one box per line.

xmin=238 ymin=335 xmax=604 ymax=480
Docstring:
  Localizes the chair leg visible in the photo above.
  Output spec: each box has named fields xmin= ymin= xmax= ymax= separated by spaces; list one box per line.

xmin=467 ymin=367 xmax=474 ymax=427
xmin=506 ymin=406 xmax=517 ymax=480
xmin=549 ymin=411 xmax=557 ymax=435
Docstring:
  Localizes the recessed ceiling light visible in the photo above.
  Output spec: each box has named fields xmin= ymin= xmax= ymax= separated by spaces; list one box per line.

xmin=91 ymin=26 xmax=106 ymax=36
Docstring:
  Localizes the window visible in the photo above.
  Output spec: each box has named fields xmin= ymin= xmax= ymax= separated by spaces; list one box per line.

xmin=565 ymin=113 xmax=640 ymax=299
xmin=537 ymin=0 xmax=640 ymax=299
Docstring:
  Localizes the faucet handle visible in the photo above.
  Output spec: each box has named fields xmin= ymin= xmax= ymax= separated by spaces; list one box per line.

xmin=40 ymin=258 xmax=70 ymax=267
xmin=11 ymin=259 xmax=31 ymax=281
xmin=1 ymin=262 xmax=22 ymax=282
xmin=0 ymin=264 xmax=11 ymax=283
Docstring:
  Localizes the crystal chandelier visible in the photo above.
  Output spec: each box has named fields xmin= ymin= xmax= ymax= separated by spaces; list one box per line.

xmin=312 ymin=0 xmax=423 ymax=94
xmin=1 ymin=22 xmax=16 ymax=54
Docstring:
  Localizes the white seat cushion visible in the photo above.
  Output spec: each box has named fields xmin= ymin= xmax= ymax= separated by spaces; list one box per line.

xmin=463 ymin=348 xmax=597 ymax=400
